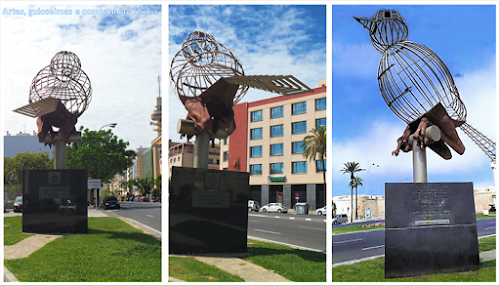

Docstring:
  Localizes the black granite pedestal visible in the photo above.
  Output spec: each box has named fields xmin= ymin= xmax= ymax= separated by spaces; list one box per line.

xmin=23 ymin=169 xmax=88 ymax=234
xmin=169 ymin=166 xmax=250 ymax=254
xmin=385 ymin=182 xmax=480 ymax=278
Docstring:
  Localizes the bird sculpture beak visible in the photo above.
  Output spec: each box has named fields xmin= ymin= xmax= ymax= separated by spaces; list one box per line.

xmin=353 ymin=16 xmax=373 ymax=30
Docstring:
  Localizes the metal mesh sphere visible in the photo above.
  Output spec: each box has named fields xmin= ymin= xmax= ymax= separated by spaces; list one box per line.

xmin=29 ymin=52 xmax=92 ymax=117
xmin=366 ymin=10 xmax=408 ymax=53
xmin=170 ymin=31 xmax=249 ymax=104
xmin=378 ymin=41 xmax=466 ymax=124
xmin=50 ymin=51 xmax=82 ymax=79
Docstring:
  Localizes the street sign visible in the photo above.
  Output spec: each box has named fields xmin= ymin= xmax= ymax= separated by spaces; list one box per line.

xmin=295 ymin=192 xmax=299 ymax=198
xmin=87 ymin=179 xmax=101 ymax=189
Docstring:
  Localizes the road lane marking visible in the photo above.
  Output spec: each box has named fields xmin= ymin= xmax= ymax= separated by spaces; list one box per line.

xmin=362 ymin=245 xmax=385 ymax=251
xmin=289 ymin=217 xmax=295 ymax=220
xmin=299 ymin=226 xmax=324 ymax=231
xmin=274 ymin=216 xmax=280 ymax=218
xmin=248 ymin=235 xmax=324 ymax=253
xmin=248 ymin=220 xmax=260 ymax=223
xmin=254 ymin=229 xmax=281 ymax=235
xmin=305 ymin=218 xmax=312 ymax=221
xmin=485 ymin=227 xmax=495 ymax=230
xmin=333 ymin=238 xmax=363 ymax=244
xmin=146 ymin=215 xmax=154 ymax=218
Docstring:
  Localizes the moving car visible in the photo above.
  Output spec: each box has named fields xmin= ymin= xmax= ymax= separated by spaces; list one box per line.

xmin=103 ymin=196 xmax=120 ymax=210
xmin=248 ymin=200 xmax=260 ymax=212
xmin=315 ymin=206 xmax=327 ymax=216
xmin=260 ymin=203 xmax=287 ymax=214
xmin=333 ymin=214 xmax=348 ymax=225
xmin=13 ymin=196 xmax=23 ymax=212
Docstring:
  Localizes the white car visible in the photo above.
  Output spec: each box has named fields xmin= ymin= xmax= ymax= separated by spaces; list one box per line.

xmin=260 ymin=203 xmax=287 ymax=214
xmin=315 ymin=206 xmax=327 ymax=216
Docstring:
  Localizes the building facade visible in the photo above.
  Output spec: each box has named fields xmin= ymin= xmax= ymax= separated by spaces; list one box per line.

xmin=168 ymin=141 xmax=221 ymax=178
xmin=221 ymin=80 xmax=327 ymax=210
xmin=4 ymin=131 xmax=53 ymax=159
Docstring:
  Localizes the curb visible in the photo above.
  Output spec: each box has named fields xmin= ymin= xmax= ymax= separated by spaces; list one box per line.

xmin=4 ymin=266 xmax=20 ymax=282
xmin=169 ymin=277 xmax=186 ymax=282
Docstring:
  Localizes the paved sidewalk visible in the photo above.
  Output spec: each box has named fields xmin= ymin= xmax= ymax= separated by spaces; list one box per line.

xmin=169 ymin=254 xmax=291 ymax=282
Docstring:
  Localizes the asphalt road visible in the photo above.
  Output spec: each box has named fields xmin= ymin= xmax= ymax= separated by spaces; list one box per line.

xmin=105 ymin=201 xmax=162 ymax=233
xmin=248 ymin=212 xmax=327 ymax=252
xmin=332 ymin=218 xmax=496 ymax=265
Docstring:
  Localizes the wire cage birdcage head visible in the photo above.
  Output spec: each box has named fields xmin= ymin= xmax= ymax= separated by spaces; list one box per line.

xmin=378 ymin=41 xmax=467 ymax=124
xmin=356 ymin=10 xmax=408 ymax=53
xmin=170 ymin=31 xmax=249 ymax=104
xmin=29 ymin=51 xmax=92 ymax=117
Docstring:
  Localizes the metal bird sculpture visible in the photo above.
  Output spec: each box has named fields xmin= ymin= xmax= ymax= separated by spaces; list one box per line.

xmin=355 ymin=10 xmax=496 ymax=162
xmin=170 ymin=31 xmax=312 ymax=142
xmin=14 ymin=51 xmax=92 ymax=145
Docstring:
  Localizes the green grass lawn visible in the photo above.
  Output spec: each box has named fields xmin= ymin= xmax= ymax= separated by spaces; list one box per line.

xmin=4 ymin=217 xmax=161 ymax=282
xmin=4 ymin=216 xmax=34 ymax=245
xmin=333 ymin=223 xmax=385 ymax=234
xmin=245 ymin=239 xmax=326 ymax=282
xmin=476 ymin=214 xmax=496 ymax=220
xmin=169 ymin=257 xmax=244 ymax=282
xmin=332 ymin=236 xmax=496 ymax=282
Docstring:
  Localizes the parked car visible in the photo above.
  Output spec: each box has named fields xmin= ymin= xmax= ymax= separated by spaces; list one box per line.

xmin=248 ymin=200 xmax=260 ymax=212
xmin=140 ymin=196 xmax=150 ymax=202
xmin=260 ymin=203 xmax=287 ymax=214
xmin=103 ymin=196 xmax=120 ymax=210
xmin=13 ymin=196 xmax=23 ymax=212
xmin=316 ymin=206 xmax=327 ymax=216
xmin=152 ymin=196 xmax=162 ymax=203
xmin=333 ymin=214 xmax=348 ymax=225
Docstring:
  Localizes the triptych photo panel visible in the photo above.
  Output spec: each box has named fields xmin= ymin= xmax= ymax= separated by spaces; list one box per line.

xmin=0 ymin=2 xmax=497 ymax=284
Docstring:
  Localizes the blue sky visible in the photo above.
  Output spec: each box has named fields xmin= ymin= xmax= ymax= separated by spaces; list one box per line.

xmin=1 ymin=4 xmax=161 ymax=151
xmin=168 ymin=5 xmax=326 ymax=141
xmin=332 ymin=5 xmax=497 ymax=196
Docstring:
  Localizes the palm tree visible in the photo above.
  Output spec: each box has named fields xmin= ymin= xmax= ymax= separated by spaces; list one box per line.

xmin=340 ymin=162 xmax=365 ymax=222
xmin=349 ymin=176 xmax=363 ymax=220
xmin=301 ymin=126 xmax=327 ymax=206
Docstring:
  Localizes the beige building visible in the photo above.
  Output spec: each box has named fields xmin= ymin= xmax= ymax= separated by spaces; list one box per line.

xmin=474 ymin=187 xmax=496 ymax=214
xmin=168 ymin=141 xmax=221 ymax=178
xmin=221 ymin=79 xmax=327 ymax=210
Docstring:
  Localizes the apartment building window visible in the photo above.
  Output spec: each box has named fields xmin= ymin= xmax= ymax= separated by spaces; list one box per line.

xmin=251 ymin=110 xmax=263 ymax=122
xmin=251 ymin=146 xmax=263 ymax=157
xmin=250 ymin=164 xmax=262 ymax=175
xmin=271 ymin=106 xmax=284 ymax=118
xmin=270 ymin=144 xmax=283 ymax=156
xmin=292 ymin=161 xmax=307 ymax=174
xmin=316 ymin=98 xmax=326 ymax=111
xmin=223 ymin=151 xmax=229 ymax=162
xmin=316 ymin=160 xmax=326 ymax=172
xmin=292 ymin=121 xmax=307 ymax=134
xmin=251 ymin=128 xmax=263 ymax=139
xmin=316 ymin=118 xmax=326 ymax=128
xmin=292 ymin=141 xmax=305 ymax=153
xmin=270 ymin=125 xmax=283 ymax=137
xmin=292 ymin=102 xmax=307 ymax=115
xmin=270 ymin=163 xmax=284 ymax=174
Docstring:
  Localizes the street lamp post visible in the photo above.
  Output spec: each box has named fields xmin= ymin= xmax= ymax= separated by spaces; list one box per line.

xmin=364 ymin=163 xmax=379 ymax=219
xmin=99 ymin=123 xmax=117 ymax=131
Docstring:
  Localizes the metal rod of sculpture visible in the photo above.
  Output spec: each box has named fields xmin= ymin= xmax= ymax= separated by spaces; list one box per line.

xmin=14 ymin=51 xmax=92 ymax=169
xmin=355 ymin=10 xmax=496 ymax=182
xmin=170 ymin=31 xmax=312 ymax=169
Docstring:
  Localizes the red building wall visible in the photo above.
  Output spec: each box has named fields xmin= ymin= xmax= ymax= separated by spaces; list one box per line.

xmin=229 ymin=102 xmax=248 ymax=172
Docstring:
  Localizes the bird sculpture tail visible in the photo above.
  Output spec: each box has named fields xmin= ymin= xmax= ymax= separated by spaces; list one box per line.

xmin=459 ymin=122 xmax=496 ymax=162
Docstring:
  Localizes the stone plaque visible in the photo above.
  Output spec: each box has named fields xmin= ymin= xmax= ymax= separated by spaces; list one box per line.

xmin=23 ymin=169 xmax=88 ymax=234
xmin=385 ymin=182 xmax=479 ymax=278
xmin=169 ymin=166 xmax=250 ymax=254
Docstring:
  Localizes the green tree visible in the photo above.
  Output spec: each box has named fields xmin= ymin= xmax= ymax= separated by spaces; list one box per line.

xmin=340 ymin=162 xmax=365 ymax=222
xmin=153 ymin=174 xmax=162 ymax=197
xmin=4 ymin=151 xmax=51 ymax=199
xmin=50 ymin=127 xmax=136 ymax=184
xmin=133 ymin=177 xmax=154 ymax=196
xmin=301 ymin=126 xmax=327 ymax=206
xmin=349 ymin=176 xmax=363 ymax=220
